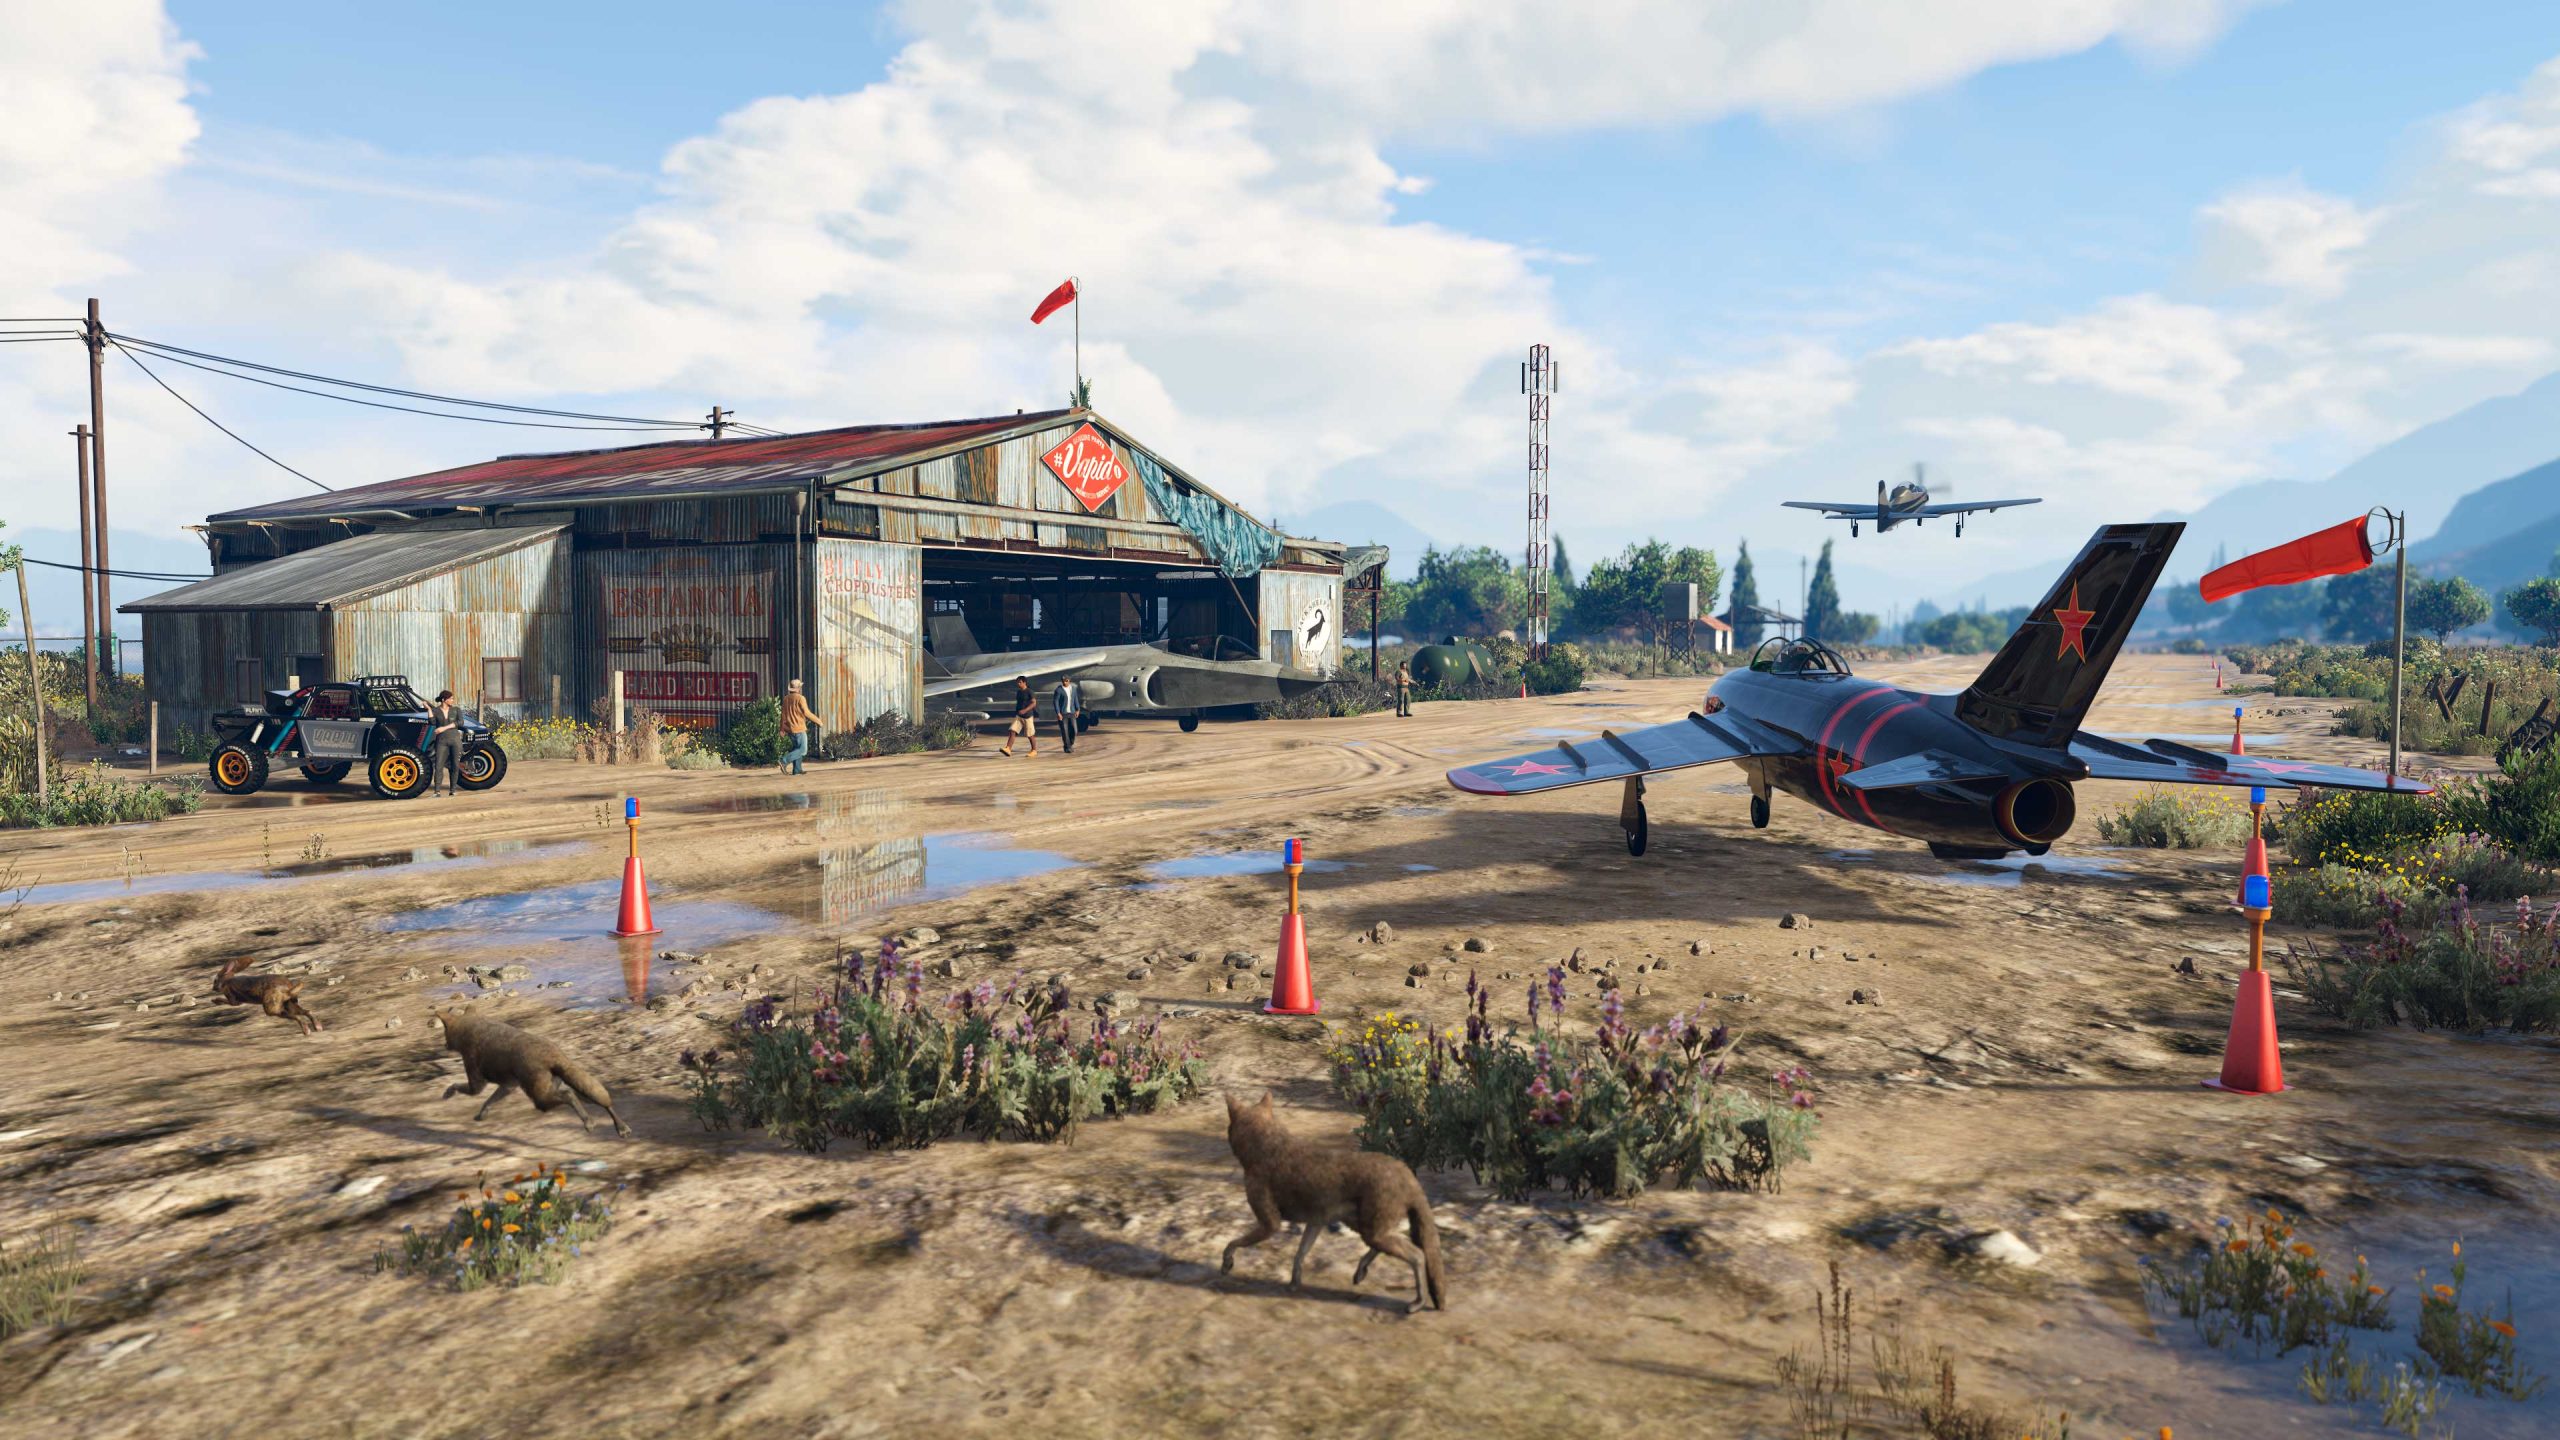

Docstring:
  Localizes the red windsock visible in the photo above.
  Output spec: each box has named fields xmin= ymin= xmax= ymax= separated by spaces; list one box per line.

xmin=2201 ymin=516 xmax=2373 ymax=603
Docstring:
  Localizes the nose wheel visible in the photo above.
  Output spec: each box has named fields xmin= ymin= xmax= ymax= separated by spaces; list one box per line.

xmin=1618 ymin=775 xmax=1648 ymax=856
xmin=1850 ymin=521 xmax=1859 ymax=537
xmin=1624 ymin=803 xmax=1648 ymax=855
xmin=1750 ymin=794 xmax=1771 ymax=829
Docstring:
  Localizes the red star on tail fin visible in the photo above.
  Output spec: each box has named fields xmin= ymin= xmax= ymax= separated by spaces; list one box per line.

xmin=2052 ymin=583 xmax=2095 ymax=661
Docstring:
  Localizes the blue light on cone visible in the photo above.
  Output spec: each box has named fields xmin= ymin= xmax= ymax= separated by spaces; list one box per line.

xmin=2250 ymin=786 xmax=2266 ymax=806
xmin=2244 ymin=873 xmax=2270 ymax=911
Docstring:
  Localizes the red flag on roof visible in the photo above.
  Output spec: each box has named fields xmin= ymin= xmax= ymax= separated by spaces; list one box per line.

xmin=1030 ymin=278 xmax=1078 ymax=325
xmin=2200 ymin=516 xmax=2374 ymax=603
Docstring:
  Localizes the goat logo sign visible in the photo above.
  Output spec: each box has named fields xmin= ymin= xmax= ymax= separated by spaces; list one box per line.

xmin=1040 ymin=424 xmax=1129 ymax=512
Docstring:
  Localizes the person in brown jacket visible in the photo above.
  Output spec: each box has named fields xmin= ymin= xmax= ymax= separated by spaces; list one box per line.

xmin=778 ymin=679 xmax=821 ymax=775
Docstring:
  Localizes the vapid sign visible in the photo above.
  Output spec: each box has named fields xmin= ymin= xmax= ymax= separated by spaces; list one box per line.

xmin=1040 ymin=423 xmax=1129 ymax=512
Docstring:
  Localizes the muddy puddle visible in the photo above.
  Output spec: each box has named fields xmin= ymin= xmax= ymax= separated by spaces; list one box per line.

xmin=14 ymin=838 xmax=587 ymax=908
xmin=1935 ymin=851 xmax=2135 ymax=886
xmin=1518 ymin=727 xmax=1596 ymax=739
xmin=1146 ymin=851 xmax=1352 ymax=881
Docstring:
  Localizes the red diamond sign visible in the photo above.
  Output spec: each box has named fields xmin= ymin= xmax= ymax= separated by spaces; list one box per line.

xmin=1040 ymin=423 xmax=1129 ymax=512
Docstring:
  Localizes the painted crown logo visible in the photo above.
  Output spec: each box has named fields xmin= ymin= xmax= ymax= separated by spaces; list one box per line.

xmin=653 ymin=624 xmax=723 ymax=666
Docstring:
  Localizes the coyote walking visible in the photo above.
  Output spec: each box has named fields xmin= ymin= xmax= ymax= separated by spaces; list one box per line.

xmin=211 ymin=956 xmax=322 ymax=1035
xmin=432 ymin=1008 xmax=631 ymax=1137
xmin=1219 ymin=1092 xmax=1446 ymax=1313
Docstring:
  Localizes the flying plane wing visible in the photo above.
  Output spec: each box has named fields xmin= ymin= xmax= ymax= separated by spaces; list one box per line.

xmin=1447 ymin=710 xmax=1802 ymax=796
xmin=1778 ymin=501 xmax=1874 ymax=518
xmin=1912 ymin=498 xmax=2042 ymax=518
xmin=923 ymin=653 xmax=1112 ymax=703
xmin=2067 ymin=732 xmax=2430 ymax=794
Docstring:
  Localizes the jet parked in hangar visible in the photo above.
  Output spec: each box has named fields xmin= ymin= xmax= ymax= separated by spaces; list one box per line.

xmin=1446 ymin=522 xmax=2422 ymax=857
xmin=922 ymin=613 xmax=1330 ymax=733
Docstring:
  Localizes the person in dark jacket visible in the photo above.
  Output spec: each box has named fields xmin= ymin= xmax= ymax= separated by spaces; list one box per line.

xmin=427 ymin=689 xmax=465 ymax=795
xmin=1051 ymin=676 xmax=1081 ymax=754
xmin=1000 ymin=677 xmax=1039 ymax=757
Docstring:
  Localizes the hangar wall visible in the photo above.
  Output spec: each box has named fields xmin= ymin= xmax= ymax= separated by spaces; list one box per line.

xmin=812 ymin=537 xmax=924 ymax=727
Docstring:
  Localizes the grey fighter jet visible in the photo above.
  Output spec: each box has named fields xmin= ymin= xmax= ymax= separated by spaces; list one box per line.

xmin=922 ymin=614 xmax=1331 ymax=733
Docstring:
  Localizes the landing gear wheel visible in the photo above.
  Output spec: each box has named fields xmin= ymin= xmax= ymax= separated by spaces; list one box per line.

xmin=1750 ymin=794 xmax=1771 ymax=829
xmin=1178 ymin=715 xmax=1201 ymax=733
xmin=2023 ymin=840 xmax=2051 ymax=857
xmin=1956 ymin=520 xmax=1965 ymax=538
xmin=210 ymin=743 xmax=269 ymax=795
xmin=1077 ymin=713 xmax=1095 ymax=735
xmin=1850 ymin=521 xmax=1858 ymax=537
xmin=369 ymin=746 xmax=430 ymax=799
xmin=1624 ymin=802 xmax=1649 ymax=856
xmin=300 ymin=761 xmax=352 ymax=786
xmin=456 ymin=741 xmax=509 ymax=791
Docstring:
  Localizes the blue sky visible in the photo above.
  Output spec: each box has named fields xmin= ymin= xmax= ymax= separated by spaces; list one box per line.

xmin=9 ymin=1 xmax=2560 ymax=627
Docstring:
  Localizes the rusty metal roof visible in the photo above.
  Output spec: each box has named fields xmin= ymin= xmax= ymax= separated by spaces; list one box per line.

xmin=122 ymin=523 xmax=566 ymax=613
xmin=209 ymin=411 xmax=1076 ymax=525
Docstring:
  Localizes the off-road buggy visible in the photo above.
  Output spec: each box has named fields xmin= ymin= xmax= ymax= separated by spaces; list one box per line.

xmin=206 ymin=675 xmax=509 ymax=799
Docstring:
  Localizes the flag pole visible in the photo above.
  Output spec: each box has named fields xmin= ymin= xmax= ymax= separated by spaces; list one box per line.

xmin=2387 ymin=506 xmax=2406 ymax=790
xmin=1073 ymin=275 xmax=1082 ymax=406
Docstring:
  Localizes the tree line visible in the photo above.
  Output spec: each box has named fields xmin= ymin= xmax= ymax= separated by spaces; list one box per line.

xmin=1369 ymin=536 xmax=1881 ymax=649
xmin=2156 ymin=546 xmax=2560 ymax=647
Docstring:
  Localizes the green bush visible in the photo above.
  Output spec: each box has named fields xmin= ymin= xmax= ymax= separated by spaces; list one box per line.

xmin=1325 ymin=972 xmax=1817 ymax=1202
xmin=817 ymin=710 xmax=975 ymax=760
xmin=1 ymin=762 xmax=205 ymax=829
xmin=684 ymin=945 xmax=1207 ymax=1153
xmin=2275 ymin=787 xmax=2449 ymax=864
xmin=2286 ymin=889 xmax=2560 ymax=1032
xmin=374 ymin=1164 xmax=615 ymax=1290
xmin=491 ymin=716 xmax=586 ymax=760
xmin=2096 ymin=787 xmax=2254 ymax=848
xmin=2438 ymin=746 xmax=2560 ymax=864
xmin=2271 ymin=831 xmax=2545 ymax=929
xmin=1521 ymin=642 xmax=1590 ymax=696
xmin=0 ymin=1225 xmax=82 ymax=1338
xmin=169 ymin=725 xmax=220 ymax=763
xmin=2143 ymin=1208 xmax=2392 ymax=1356
xmin=714 ymin=696 xmax=785 ymax=767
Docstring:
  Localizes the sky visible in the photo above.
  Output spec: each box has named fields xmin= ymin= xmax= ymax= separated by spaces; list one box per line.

xmin=7 ymin=0 xmax=2560 ymax=626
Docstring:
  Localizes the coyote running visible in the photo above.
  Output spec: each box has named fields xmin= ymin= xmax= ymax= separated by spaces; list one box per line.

xmin=1219 ymin=1092 xmax=1445 ymax=1313
xmin=211 ymin=956 xmax=321 ymax=1035
xmin=432 ymin=1008 xmax=631 ymax=1137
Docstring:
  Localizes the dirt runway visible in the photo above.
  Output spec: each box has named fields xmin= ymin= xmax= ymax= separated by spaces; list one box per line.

xmin=3 ymin=653 xmax=2555 ymax=1439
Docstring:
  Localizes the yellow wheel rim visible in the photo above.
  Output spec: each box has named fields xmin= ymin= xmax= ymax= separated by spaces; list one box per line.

xmin=462 ymin=751 xmax=492 ymax=781
xmin=217 ymin=753 xmax=249 ymax=785
xmin=382 ymin=755 xmax=419 ymax=790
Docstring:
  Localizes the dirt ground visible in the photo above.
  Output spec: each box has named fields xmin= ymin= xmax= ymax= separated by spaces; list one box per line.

xmin=4 ymin=653 xmax=2557 ymax=1439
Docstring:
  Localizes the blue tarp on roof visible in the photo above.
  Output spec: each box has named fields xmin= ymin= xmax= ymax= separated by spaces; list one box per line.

xmin=1129 ymin=450 xmax=1282 ymax=578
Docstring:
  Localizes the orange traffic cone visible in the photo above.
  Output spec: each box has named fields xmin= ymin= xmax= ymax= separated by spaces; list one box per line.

xmin=1264 ymin=838 xmax=1320 ymax=1015
xmin=1519 ymin=680 xmax=1529 ymax=699
xmin=2214 ymin=658 xmax=2222 ymax=691
xmin=2229 ymin=705 xmax=2246 ymax=756
xmin=2205 ymin=872 xmax=2284 ymax=1095
xmin=610 ymin=798 xmax=662 ymax=938
xmin=2235 ymin=830 xmax=2269 ymax=909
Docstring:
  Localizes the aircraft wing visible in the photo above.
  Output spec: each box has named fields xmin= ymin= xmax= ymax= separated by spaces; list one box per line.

xmin=1912 ymin=498 xmax=2041 ymax=518
xmin=1447 ymin=710 xmax=1801 ymax=796
xmin=923 ymin=653 xmax=1112 ymax=704
xmin=1778 ymin=501 xmax=1873 ymax=518
xmin=1834 ymin=751 xmax=2011 ymax=793
xmin=2067 ymin=732 xmax=2431 ymax=794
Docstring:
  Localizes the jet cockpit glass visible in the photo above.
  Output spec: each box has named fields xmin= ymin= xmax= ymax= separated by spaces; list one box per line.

xmin=1767 ymin=640 xmax=1853 ymax=676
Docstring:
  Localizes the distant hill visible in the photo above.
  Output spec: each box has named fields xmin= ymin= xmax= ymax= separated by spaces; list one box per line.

xmin=2409 ymin=455 xmax=2560 ymax=627
xmin=1287 ymin=500 xmax=1439 ymax=580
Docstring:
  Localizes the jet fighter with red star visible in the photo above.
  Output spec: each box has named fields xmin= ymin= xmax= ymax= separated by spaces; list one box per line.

xmin=1448 ymin=523 xmax=2426 ymax=859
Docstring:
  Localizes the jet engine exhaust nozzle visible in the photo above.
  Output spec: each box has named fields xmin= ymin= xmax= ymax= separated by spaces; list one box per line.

xmin=1994 ymin=778 xmax=2077 ymax=848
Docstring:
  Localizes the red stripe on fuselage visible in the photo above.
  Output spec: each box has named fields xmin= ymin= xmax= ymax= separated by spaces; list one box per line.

xmin=1847 ymin=701 xmax=1919 ymax=832
xmin=1813 ymin=687 xmax=1893 ymax=817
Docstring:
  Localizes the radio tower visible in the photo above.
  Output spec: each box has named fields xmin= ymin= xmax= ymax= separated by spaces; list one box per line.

xmin=1522 ymin=343 xmax=1556 ymax=661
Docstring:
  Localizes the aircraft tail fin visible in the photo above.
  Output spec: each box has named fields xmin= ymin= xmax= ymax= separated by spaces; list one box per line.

xmin=1955 ymin=522 xmax=2183 ymax=748
xmin=926 ymin=613 xmax=980 ymax=661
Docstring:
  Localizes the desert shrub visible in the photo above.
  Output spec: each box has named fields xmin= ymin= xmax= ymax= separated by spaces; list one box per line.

xmin=0 ymin=1226 xmax=82 ymax=1338
xmin=2142 ymin=1208 xmax=2394 ymax=1356
xmin=2275 ymin=787 xmax=2449 ymax=864
xmin=1576 ymin=639 xmax=1729 ymax=678
xmin=2171 ymin=636 xmax=2211 ymax=654
xmin=2413 ymin=1241 xmax=2545 ymax=1399
xmin=1520 ymin=641 xmax=1589 ymax=695
xmin=492 ymin=715 xmax=585 ymax=760
xmin=168 ymin=724 xmax=220 ymax=763
xmin=714 ymin=696 xmax=785 ymax=767
xmin=1 ymin=762 xmax=204 ymax=829
xmin=375 ymin=1165 xmax=615 ymax=1290
xmin=1325 ymin=972 xmax=1816 ymax=1202
xmin=1259 ymin=676 xmax=1394 ymax=719
xmin=2097 ymin=786 xmax=2254 ymax=848
xmin=574 ymin=700 xmax=668 ymax=765
xmin=1772 ymin=1262 xmax=2077 ymax=1440
xmin=817 ymin=710 xmax=974 ymax=760
xmin=2438 ymin=746 xmax=2560 ymax=865
xmin=684 ymin=944 xmax=1206 ymax=1153
xmin=2287 ymin=890 xmax=2560 ymax=1032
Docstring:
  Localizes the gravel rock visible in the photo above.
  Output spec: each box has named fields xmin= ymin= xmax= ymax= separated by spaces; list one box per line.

xmin=930 ymin=956 xmax=960 ymax=978
xmin=1408 ymin=963 xmax=1432 ymax=977
xmin=1094 ymin=990 xmax=1135 ymax=1014
xmin=1689 ymin=940 xmax=1706 ymax=955
xmin=1462 ymin=936 xmax=1491 ymax=953
xmin=399 ymin=967 xmax=424 ymax=982
xmin=1125 ymin=966 xmax=1154 ymax=981
xmin=1960 ymin=1230 xmax=2042 ymax=1268
xmin=1850 ymin=989 xmax=1876 ymax=1006
xmin=901 ymin=926 xmax=941 ymax=947
xmin=1370 ymin=922 xmax=1396 ymax=944
xmin=1225 ymin=951 xmax=1258 ymax=970
xmin=1780 ymin=913 xmax=1812 ymax=930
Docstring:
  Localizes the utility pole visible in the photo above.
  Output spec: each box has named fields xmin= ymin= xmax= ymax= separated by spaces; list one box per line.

xmin=73 ymin=426 xmax=96 ymax=709
xmin=85 ymin=298 xmax=113 ymax=677
xmin=1522 ymin=344 xmax=1555 ymax=660
xmin=705 ymin=405 xmax=731 ymax=440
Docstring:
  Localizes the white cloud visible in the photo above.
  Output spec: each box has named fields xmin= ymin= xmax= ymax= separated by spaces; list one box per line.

xmin=2361 ymin=332 xmax=2556 ymax=370
xmin=0 ymin=4 xmax=198 ymax=290
xmin=2198 ymin=181 xmax=2383 ymax=297
xmin=2447 ymin=55 xmax=2560 ymax=198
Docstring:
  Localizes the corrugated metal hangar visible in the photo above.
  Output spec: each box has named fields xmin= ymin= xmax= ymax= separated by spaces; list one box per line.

xmin=127 ymin=410 xmax=1351 ymax=732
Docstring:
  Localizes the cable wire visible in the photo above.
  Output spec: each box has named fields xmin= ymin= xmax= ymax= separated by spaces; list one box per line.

xmin=111 ymin=339 xmax=703 ymax=433
xmin=19 ymin=556 xmax=210 ymax=582
xmin=110 ymin=341 xmax=333 ymax=493
xmin=112 ymin=332 xmax=705 ymax=429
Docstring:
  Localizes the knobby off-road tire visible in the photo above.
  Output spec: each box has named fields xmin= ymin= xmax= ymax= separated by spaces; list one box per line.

xmin=300 ymin=761 xmax=353 ymax=786
xmin=456 ymin=741 xmax=509 ymax=792
xmin=210 ymin=743 xmax=270 ymax=795
xmin=369 ymin=746 xmax=431 ymax=799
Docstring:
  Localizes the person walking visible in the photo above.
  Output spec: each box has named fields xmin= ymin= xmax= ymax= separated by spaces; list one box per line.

xmin=1393 ymin=661 xmax=1414 ymax=718
xmin=1000 ymin=676 xmax=1039 ymax=757
xmin=778 ymin=679 xmax=821 ymax=776
xmin=427 ymin=689 xmax=466 ymax=795
xmin=1051 ymin=675 xmax=1081 ymax=754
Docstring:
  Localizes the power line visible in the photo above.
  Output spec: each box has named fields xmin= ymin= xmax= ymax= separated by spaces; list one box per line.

xmin=110 ymin=338 xmax=703 ymax=433
xmin=111 ymin=332 xmax=704 ymax=429
xmin=110 ymin=341 xmax=332 ymax=493
xmin=18 ymin=556 xmax=209 ymax=582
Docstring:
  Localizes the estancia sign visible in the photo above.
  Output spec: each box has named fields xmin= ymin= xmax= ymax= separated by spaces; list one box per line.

xmin=1040 ymin=423 xmax=1130 ymax=512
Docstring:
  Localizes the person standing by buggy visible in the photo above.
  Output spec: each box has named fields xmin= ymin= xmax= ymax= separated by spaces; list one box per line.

xmin=779 ymin=679 xmax=822 ymax=776
xmin=427 ymin=690 xmax=465 ymax=795
xmin=1000 ymin=676 xmax=1039 ymax=757
xmin=1051 ymin=675 xmax=1081 ymax=754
